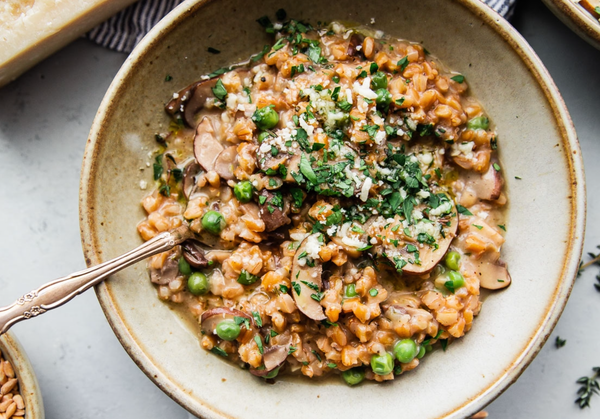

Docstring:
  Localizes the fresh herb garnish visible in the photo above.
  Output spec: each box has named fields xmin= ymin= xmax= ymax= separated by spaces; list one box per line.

xmin=397 ymin=56 xmax=409 ymax=72
xmin=451 ymin=75 xmax=465 ymax=83
xmin=212 ymin=79 xmax=228 ymax=101
xmin=292 ymin=281 xmax=301 ymax=295
xmin=252 ymin=311 xmax=263 ymax=328
xmin=555 ymin=336 xmax=566 ymax=348
xmin=254 ymin=335 xmax=264 ymax=354
xmin=210 ymin=347 xmax=228 ymax=357
xmin=234 ymin=316 xmax=251 ymax=330
xmin=456 ymin=205 xmax=473 ymax=216
xmin=575 ymin=367 xmax=600 ymax=408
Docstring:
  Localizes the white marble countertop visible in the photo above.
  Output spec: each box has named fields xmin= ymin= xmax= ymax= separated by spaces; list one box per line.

xmin=0 ymin=1 xmax=599 ymax=418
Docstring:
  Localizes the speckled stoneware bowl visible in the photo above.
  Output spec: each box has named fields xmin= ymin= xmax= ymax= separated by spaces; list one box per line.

xmin=0 ymin=333 xmax=45 ymax=419
xmin=79 ymin=0 xmax=586 ymax=418
xmin=542 ymin=0 xmax=600 ymax=50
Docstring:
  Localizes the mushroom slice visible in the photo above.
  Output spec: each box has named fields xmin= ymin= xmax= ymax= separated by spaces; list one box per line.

xmin=476 ymin=259 xmax=511 ymax=290
xmin=385 ymin=203 xmax=459 ymax=275
xmin=290 ymin=234 xmax=326 ymax=321
xmin=252 ymin=345 xmax=289 ymax=376
xmin=213 ymin=146 xmax=238 ymax=181
xmin=347 ymin=33 xmax=365 ymax=58
xmin=265 ymin=345 xmax=288 ymax=369
xmin=258 ymin=189 xmax=291 ymax=232
xmin=165 ymin=78 xmax=218 ymax=127
xmin=464 ymin=164 xmax=503 ymax=201
xmin=182 ymin=161 xmax=202 ymax=199
xmin=194 ymin=117 xmax=224 ymax=172
xmin=150 ymin=257 xmax=179 ymax=285
xmin=200 ymin=308 xmax=254 ymax=335
xmin=182 ymin=239 xmax=209 ymax=269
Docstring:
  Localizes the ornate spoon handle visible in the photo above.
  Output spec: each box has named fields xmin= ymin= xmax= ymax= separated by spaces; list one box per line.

xmin=0 ymin=225 xmax=191 ymax=335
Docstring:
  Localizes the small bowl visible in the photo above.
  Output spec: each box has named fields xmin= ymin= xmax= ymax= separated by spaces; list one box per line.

xmin=79 ymin=0 xmax=585 ymax=418
xmin=542 ymin=0 xmax=600 ymax=50
xmin=0 ymin=332 xmax=44 ymax=419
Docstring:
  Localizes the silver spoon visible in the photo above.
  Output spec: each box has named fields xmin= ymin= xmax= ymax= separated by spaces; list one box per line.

xmin=0 ymin=225 xmax=192 ymax=335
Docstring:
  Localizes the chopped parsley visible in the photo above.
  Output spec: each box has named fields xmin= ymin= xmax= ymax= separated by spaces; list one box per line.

xmin=451 ymin=74 xmax=465 ymax=83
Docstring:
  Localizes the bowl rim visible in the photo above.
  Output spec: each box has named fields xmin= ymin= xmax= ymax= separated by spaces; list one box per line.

xmin=79 ymin=0 xmax=586 ymax=417
xmin=541 ymin=0 xmax=600 ymax=50
xmin=0 ymin=332 xmax=45 ymax=419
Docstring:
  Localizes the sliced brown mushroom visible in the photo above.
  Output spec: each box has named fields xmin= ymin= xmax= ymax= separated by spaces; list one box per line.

xmin=182 ymin=240 xmax=209 ymax=269
xmin=165 ymin=78 xmax=218 ymax=127
xmin=200 ymin=307 xmax=254 ymax=335
xmin=347 ymin=33 xmax=365 ymax=58
xmin=150 ymin=257 xmax=179 ymax=285
xmin=258 ymin=189 xmax=291 ymax=232
xmin=213 ymin=145 xmax=238 ymax=181
xmin=290 ymin=234 xmax=326 ymax=321
xmin=464 ymin=164 xmax=503 ymax=201
xmin=476 ymin=259 xmax=511 ymax=290
xmin=385 ymin=203 xmax=459 ymax=275
xmin=194 ymin=117 xmax=224 ymax=173
xmin=182 ymin=161 xmax=202 ymax=199
xmin=264 ymin=345 xmax=288 ymax=369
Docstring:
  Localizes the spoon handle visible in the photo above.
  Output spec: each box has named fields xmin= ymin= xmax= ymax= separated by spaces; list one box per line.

xmin=0 ymin=225 xmax=191 ymax=335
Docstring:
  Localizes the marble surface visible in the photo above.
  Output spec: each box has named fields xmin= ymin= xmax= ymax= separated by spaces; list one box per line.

xmin=0 ymin=1 xmax=598 ymax=418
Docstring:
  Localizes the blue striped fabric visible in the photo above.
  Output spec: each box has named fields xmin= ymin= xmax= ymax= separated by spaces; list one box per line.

xmin=87 ymin=0 xmax=517 ymax=53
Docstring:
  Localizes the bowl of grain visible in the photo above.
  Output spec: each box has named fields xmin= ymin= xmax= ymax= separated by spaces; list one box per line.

xmin=0 ymin=333 xmax=44 ymax=419
xmin=79 ymin=0 xmax=585 ymax=418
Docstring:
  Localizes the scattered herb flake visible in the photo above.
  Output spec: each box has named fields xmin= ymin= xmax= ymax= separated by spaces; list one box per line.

xmin=252 ymin=311 xmax=263 ymax=328
xmin=451 ymin=75 xmax=465 ymax=83
xmin=212 ymin=79 xmax=228 ymax=101
xmin=456 ymin=205 xmax=473 ymax=216
xmin=210 ymin=347 xmax=228 ymax=357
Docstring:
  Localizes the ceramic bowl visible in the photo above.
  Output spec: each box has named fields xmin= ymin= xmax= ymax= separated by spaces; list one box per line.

xmin=79 ymin=0 xmax=585 ymax=418
xmin=542 ymin=0 xmax=600 ymax=50
xmin=0 ymin=332 xmax=45 ymax=419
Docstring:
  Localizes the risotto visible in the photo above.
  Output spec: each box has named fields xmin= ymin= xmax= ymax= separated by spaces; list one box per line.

xmin=137 ymin=14 xmax=511 ymax=384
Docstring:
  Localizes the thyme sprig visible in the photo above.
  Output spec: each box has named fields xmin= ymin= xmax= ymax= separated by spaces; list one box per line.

xmin=577 ymin=246 xmax=600 ymax=293
xmin=575 ymin=367 xmax=600 ymax=408
xmin=579 ymin=245 xmax=600 ymax=274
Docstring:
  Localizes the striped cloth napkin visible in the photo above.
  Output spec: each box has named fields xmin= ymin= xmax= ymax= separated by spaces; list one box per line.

xmin=88 ymin=0 xmax=517 ymax=53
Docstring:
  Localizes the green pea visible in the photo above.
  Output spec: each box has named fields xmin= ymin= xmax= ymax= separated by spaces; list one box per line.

xmin=444 ymin=251 xmax=461 ymax=271
xmin=187 ymin=272 xmax=209 ymax=295
xmin=371 ymin=71 xmax=388 ymax=90
xmin=393 ymin=339 xmax=419 ymax=364
xmin=216 ymin=320 xmax=241 ymax=341
xmin=445 ymin=270 xmax=465 ymax=293
xmin=375 ymin=88 xmax=392 ymax=111
xmin=201 ymin=210 xmax=225 ymax=235
xmin=417 ymin=345 xmax=426 ymax=359
xmin=252 ymin=106 xmax=279 ymax=130
xmin=178 ymin=257 xmax=192 ymax=276
xmin=467 ymin=116 xmax=489 ymax=131
xmin=342 ymin=368 xmax=365 ymax=386
xmin=234 ymin=181 xmax=253 ymax=203
xmin=237 ymin=270 xmax=259 ymax=285
xmin=258 ymin=131 xmax=273 ymax=143
xmin=264 ymin=366 xmax=280 ymax=379
xmin=370 ymin=353 xmax=394 ymax=375
xmin=345 ymin=284 xmax=358 ymax=297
